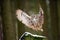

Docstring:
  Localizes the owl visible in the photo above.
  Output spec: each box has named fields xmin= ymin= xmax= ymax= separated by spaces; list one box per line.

xmin=16 ymin=7 xmax=44 ymax=31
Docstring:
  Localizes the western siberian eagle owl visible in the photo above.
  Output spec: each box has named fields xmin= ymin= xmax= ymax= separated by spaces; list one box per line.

xmin=16 ymin=7 xmax=44 ymax=31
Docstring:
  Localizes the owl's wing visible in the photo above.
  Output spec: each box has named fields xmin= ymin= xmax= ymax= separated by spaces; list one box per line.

xmin=38 ymin=7 xmax=44 ymax=24
xmin=16 ymin=9 xmax=31 ymax=21
xmin=39 ymin=7 xmax=44 ymax=31
xmin=16 ymin=9 xmax=33 ymax=28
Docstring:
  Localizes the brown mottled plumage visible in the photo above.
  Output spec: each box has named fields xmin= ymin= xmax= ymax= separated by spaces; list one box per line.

xmin=16 ymin=7 xmax=44 ymax=31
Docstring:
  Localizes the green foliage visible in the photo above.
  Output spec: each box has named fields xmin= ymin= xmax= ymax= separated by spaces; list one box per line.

xmin=24 ymin=35 xmax=47 ymax=40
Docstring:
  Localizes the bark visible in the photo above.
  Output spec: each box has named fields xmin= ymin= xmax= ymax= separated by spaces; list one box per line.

xmin=2 ymin=0 xmax=18 ymax=40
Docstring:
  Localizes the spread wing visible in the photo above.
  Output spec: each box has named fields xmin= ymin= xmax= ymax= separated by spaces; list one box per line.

xmin=16 ymin=9 xmax=32 ymax=27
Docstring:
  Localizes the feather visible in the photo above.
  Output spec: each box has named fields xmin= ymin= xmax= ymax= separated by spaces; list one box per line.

xmin=16 ymin=7 xmax=44 ymax=31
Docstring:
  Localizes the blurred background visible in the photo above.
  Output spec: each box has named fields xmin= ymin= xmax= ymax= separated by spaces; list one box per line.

xmin=0 ymin=0 xmax=60 ymax=40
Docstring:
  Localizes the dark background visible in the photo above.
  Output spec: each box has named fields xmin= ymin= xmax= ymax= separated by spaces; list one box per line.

xmin=0 ymin=0 xmax=60 ymax=40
